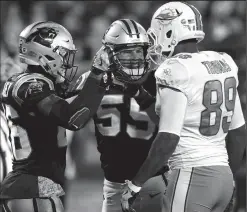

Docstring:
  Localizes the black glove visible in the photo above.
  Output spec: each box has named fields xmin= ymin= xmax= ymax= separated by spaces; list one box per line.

xmin=133 ymin=86 xmax=156 ymax=110
xmin=91 ymin=45 xmax=116 ymax=73
xmin=90 ymin=45 xmax=117 ymax=89
xmin=123 ymin=84 xmax=140 ymax=97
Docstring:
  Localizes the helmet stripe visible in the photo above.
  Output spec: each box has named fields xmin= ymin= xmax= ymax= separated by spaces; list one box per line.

xmin=129 ymin=20 xmax=140 ymax=38
xmin=183 ymin=2 xmax=203 ymax=31
xmin=120 ymin=19 xmax=133 ymax=37
xmin=30 ymin=21 xmax=46 ymax=31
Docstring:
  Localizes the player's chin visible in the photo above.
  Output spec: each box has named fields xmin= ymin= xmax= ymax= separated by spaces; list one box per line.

xmin=131 ymin=76 xmax=142 ymax=81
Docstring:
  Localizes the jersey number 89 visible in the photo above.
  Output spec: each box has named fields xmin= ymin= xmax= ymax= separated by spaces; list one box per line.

xmin=199 ymin=77 xmax=237 ymax=136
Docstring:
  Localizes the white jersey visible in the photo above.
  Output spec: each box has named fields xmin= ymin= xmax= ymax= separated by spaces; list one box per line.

xmin=155 ymin=51 xmax=245 ymax=169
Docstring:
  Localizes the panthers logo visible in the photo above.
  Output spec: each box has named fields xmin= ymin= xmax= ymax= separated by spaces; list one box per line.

xmin=25 ymin=80 xmax=44 ymax=97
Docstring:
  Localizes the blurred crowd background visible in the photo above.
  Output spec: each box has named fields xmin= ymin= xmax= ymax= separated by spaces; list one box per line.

xmin=0 ymin=1 xmax=246 ymax=212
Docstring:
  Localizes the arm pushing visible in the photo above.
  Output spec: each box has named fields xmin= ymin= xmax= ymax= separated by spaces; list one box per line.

xmin=37 ymin=68 xmax=108 ymax=130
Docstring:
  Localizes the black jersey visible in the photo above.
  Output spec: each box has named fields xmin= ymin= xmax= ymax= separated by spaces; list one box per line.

xmin=94 ymin=72 xmax=159 ymax=182
xmin=0 ymin=72 xmax=67 ymax=198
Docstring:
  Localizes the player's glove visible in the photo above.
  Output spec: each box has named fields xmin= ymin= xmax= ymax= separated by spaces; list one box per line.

xmin=90 ymin=45 xmax=116 ymax=89
xmin=123 ymin=84 xmax=140 ymax=97
xmin=133 ymin=86 xmax=156 ymax=110
xmin=115 ymin=83 xmax=155 ymax=110
xmin=121 ymin=180 xmax=141 ymax=212
xmin=91 ymin=45 xmax=117 ymax=73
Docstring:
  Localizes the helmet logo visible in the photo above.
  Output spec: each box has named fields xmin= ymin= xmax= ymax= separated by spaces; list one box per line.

xmin=37 ymin=27 xmax=58 ymax=44
xmin=48 ymin=32 xmax=56 ymax=39
xmin=155 ymin=8 xmax=183 ymax=21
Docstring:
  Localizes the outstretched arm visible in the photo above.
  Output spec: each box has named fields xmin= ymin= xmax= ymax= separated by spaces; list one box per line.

xmin=121 ymin=87 xmax=187 ymax=212
xmin=37 ymin=67 xmax=108 ymax=130
xmin=132 ymin=87 xmax=187 ymax=187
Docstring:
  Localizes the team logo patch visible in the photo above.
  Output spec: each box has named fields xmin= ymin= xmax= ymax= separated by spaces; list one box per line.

xmin=163 ymin=68 xmax=171 ymax=76
xmin=26 ymin=81 xmax=44 ymax=96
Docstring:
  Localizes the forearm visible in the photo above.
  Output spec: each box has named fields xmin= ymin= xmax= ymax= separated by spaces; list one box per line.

xmin=38 ymin=68 xmax=107 ymax=130
xmin=67 ymin=68 xmax=106 ymax=120
xmin=132 ymin=132 xmax=179 ymax=187
xmin=226 ymin=124 xmax=246 ymax=175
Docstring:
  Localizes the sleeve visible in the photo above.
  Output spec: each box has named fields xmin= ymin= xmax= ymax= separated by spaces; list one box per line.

xmin=229 ymin=91 xmax=245 ymax=130
xmin=11 ymin=75 xmax=55 ymax=109
xmin=72 ymin=71 xmax=91 ymax=91
xmin=154 ymin=59 xmax=190 ymax=97
xmin=37 ymin=68 xmax=107 ymax=130
xmin=64 ymin=71 xmax=91 ymax=98
xmin=158 ymin=87 xmax=188 ymax=136
xmin=9 ymin=70 xmax=107 ymax=131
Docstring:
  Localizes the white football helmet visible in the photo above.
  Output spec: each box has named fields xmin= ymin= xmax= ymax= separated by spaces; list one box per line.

xmin=102 ymin=19 xmax=150 ymax=84
xmin=19 ymin=21 xmax=78 ymax=83
xmin=148 ymin=1 xmax=205 ymax=65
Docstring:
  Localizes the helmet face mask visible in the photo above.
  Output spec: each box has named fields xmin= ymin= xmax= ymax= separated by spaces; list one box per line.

xmin=102 ymin=19 xmax=151 ymax=85
xmin=148 ymin=2 xmax=205 ymax=66
xmin=18 ymin=21 xmax=78 ymax=84
xmin=53 ymin=46 xmax=78 ymax=83
xmin=147 ymin=30 xmax=167 ymax=69
xmin=114 ymin=45 xmax=149 ymax=83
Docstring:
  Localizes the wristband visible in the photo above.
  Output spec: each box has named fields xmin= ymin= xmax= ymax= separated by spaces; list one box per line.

xmin=125 ymin=180 xmax=142 ymax=193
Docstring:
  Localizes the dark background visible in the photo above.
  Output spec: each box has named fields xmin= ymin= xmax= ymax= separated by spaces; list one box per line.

xmin=0 ymin=1 xmax=246 ymax=212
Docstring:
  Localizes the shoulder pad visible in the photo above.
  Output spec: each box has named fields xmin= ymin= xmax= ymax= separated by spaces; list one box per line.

xmin=155 ymin=59 xmax=190 ymax=94
xmin=11 ymin=73 xmax=55 ymax=106
xmin=219 ymin=52 xmax=238 ymax=73
xmin=1 ymin=72 xmax=27 ymax=100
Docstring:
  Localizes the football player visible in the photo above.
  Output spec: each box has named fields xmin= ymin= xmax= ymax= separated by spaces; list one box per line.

xmin=0 ymin=105 xmax=12 ymax=183
xmin=70 ymin=19 xmax=168 ymax=212
xmin=0 ymin=21 xmax=114 ymax=212
xmin=0 ymin=59 xmax=22 ymax=183
xmin=121 ymin=2 xmax=246 ymax=212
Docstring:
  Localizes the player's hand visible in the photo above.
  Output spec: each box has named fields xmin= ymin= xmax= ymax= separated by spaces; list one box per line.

xmin=123 ymin=84 xmax=140 ymax=97
xmin=121 ymin=181 xmax=140 ymax=212
xmin=91 ymin=45 xmax=116 ymax=73
xmin=134 ymin=86 xmax=155 ymax=110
